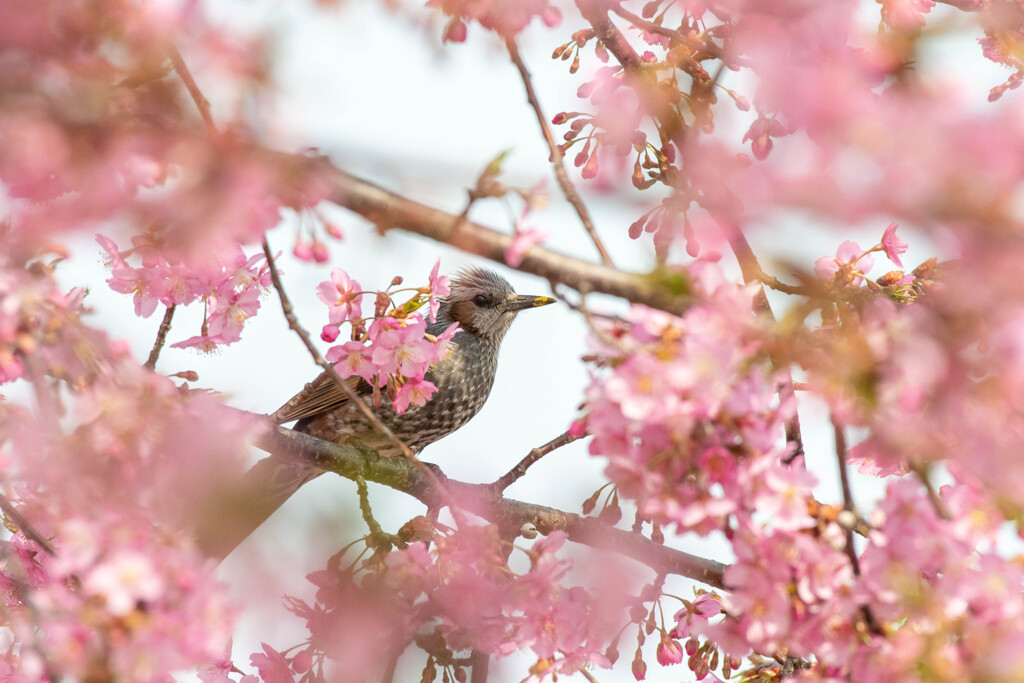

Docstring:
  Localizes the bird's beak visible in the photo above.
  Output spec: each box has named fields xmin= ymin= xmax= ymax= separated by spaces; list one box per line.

xmin=506 ymin=295 xmax=556 ymax=312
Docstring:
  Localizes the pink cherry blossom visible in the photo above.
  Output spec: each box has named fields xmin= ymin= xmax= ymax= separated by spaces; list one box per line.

xmin=814 ymin=241 xmax=875 ymax=285
xmin=317 ymin=267 xmax=362 ymax=324
xmin=880 ymin=222 xmax=908 ymax=267
xmin=392 ymin=377 xmax=438 ymax=414
xmin=505 ymin=226 xmax=548 ymax=267
xmin=325 ymin=340 xmax=377 ymax=383
xmin=84 ymin=550 xmax=165 ymax=616
xmin=370 ymin=318 xmax=434 ymax=378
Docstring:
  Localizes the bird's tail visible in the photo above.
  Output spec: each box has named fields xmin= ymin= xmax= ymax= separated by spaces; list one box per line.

xmin=194 ymin=454 xmax=323 ymax=560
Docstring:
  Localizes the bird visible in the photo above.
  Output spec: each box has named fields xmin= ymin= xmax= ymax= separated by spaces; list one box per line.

xmin=199 ymin=266 xmax=555 ymax=558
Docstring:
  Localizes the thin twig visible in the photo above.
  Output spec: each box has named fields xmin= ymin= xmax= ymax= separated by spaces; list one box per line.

xmin=356 ymin=476 xmax=385 ymax=540
xmin=717 ymin=219 xmax=808 ymax=468
xmin=144 ymin=304 xmax=176 ymax=370
xmin=0 ymin=493 xmax=55 ymax=556
xmin=755 ymin=271 xmax=815 ymax=297
xmin=832 ymin=418 xmax=885 ymax=635
xmin=169 ymin=47 xmax=218 ymax=138
xmin=505 ymin=39 xmax=614 ymax=268
xmin=831 ymin=418 xmax=860 ymax=575
xmin=492 ymin=429 xmax=588 ymax=492
xmin=911 ymin=462 xmax=951 ymax=521
xmin=260 ymin=237 xmax=415 ymax=459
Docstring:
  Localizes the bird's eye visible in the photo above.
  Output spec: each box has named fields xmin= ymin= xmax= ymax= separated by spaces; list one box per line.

xmin=472 ymin=293 xmax=490 ymax=307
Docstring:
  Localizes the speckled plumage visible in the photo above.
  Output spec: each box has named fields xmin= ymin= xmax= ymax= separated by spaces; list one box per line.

xmin=203 ymin=268 xmax=554 ymax=558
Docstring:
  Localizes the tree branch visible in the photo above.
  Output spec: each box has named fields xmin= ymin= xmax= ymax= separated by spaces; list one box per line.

xmin=255 ymin=426 xmax=727 ymax=589
xmin=306 ymin=159 xmax=694 ymax=314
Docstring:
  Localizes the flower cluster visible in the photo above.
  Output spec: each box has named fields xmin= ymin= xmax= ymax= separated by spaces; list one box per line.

xmin=97 ymin=234 xmax=271 ymax=351
xmin=0 ymin=260 xmax=97 ymax=385
xmin=318 ymin=261 xmax=458 ymax=414
xmin=0 ymin=355 xmax=258 ymax=678
xmin=267 ymin=527 xmax=615 ymax=682
xmin=581 ymin=260 xmax=800 ymax=537
xmin=0 ymin=516 xmax=234 ymax=680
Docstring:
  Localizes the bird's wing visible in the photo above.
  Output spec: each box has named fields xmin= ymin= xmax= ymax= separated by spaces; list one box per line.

xmin=269 ymin=372 xmax=369 ymax=424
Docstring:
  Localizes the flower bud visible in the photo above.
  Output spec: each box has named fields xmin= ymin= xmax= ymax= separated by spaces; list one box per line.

xmin=292 ymin=239 xmax=313 ymax=262
xmin=443 ymin=19 xmax=467 ymax=43
xmin=321 ymin=324 xmax=340 ymax=343
xmin=311 ymin=240 xmax=329 ymax=263
xmin=656 ymin=637 xmax=684 ymax=666
xmin=520 ymin=523 xmax=538 ymax=539
xmin=631 ymin=654 xmax=647 ymax=681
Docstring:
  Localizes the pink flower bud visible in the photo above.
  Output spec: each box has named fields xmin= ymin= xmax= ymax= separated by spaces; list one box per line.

xmin=541 ymin=5 xmax=561 ymax=27
xmin=656 ymin=637 xmax=684 ymax=666
xmin=311 ymin=241 xmax=329 ymax=263
xmin=291 ymin=650 xmax=312 ymax=673
xmin=324 ymin=221 xmax=343 ymax=239
xmin=292 ymin=239 xmax=313 ymax=262
xmin=443 ymin=18 xmax=467 ymax=43
xmin=631 ymin=655 xmax=647 ymax=681
xmin=321 ymin=324 xmax=340 ymax=342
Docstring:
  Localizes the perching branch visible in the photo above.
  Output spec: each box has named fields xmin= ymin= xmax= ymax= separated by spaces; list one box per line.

xmin=256 ymin=426 xmax=728 ymax=590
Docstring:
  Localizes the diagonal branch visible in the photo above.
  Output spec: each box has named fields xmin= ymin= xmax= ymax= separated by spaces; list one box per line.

xmin=260 ymin=237 xmax=416 ymax=459
xmin=492 ymin=429 xmax=587 ymax=492
xmin=505 ymin=38 xmax=613 ymax=268
xmin=256 ymin=426 xmax=728 ymax=589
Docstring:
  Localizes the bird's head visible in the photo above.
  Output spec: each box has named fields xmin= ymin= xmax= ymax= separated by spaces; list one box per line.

xmin=439 ymin=267 xmax=555 ymax=343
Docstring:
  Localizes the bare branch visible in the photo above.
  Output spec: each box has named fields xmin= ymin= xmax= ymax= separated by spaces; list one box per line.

xmin=831 ymin=418 xmax=861 ymax=575
xmin=505 ymin=38 xmax=613 ymax=268
xmin=492 ymin=429 xmax=588 ymax=492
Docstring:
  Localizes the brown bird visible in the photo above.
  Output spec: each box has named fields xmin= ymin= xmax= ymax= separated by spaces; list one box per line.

xmin=201 ymin=267 xmax=555 ymax=558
